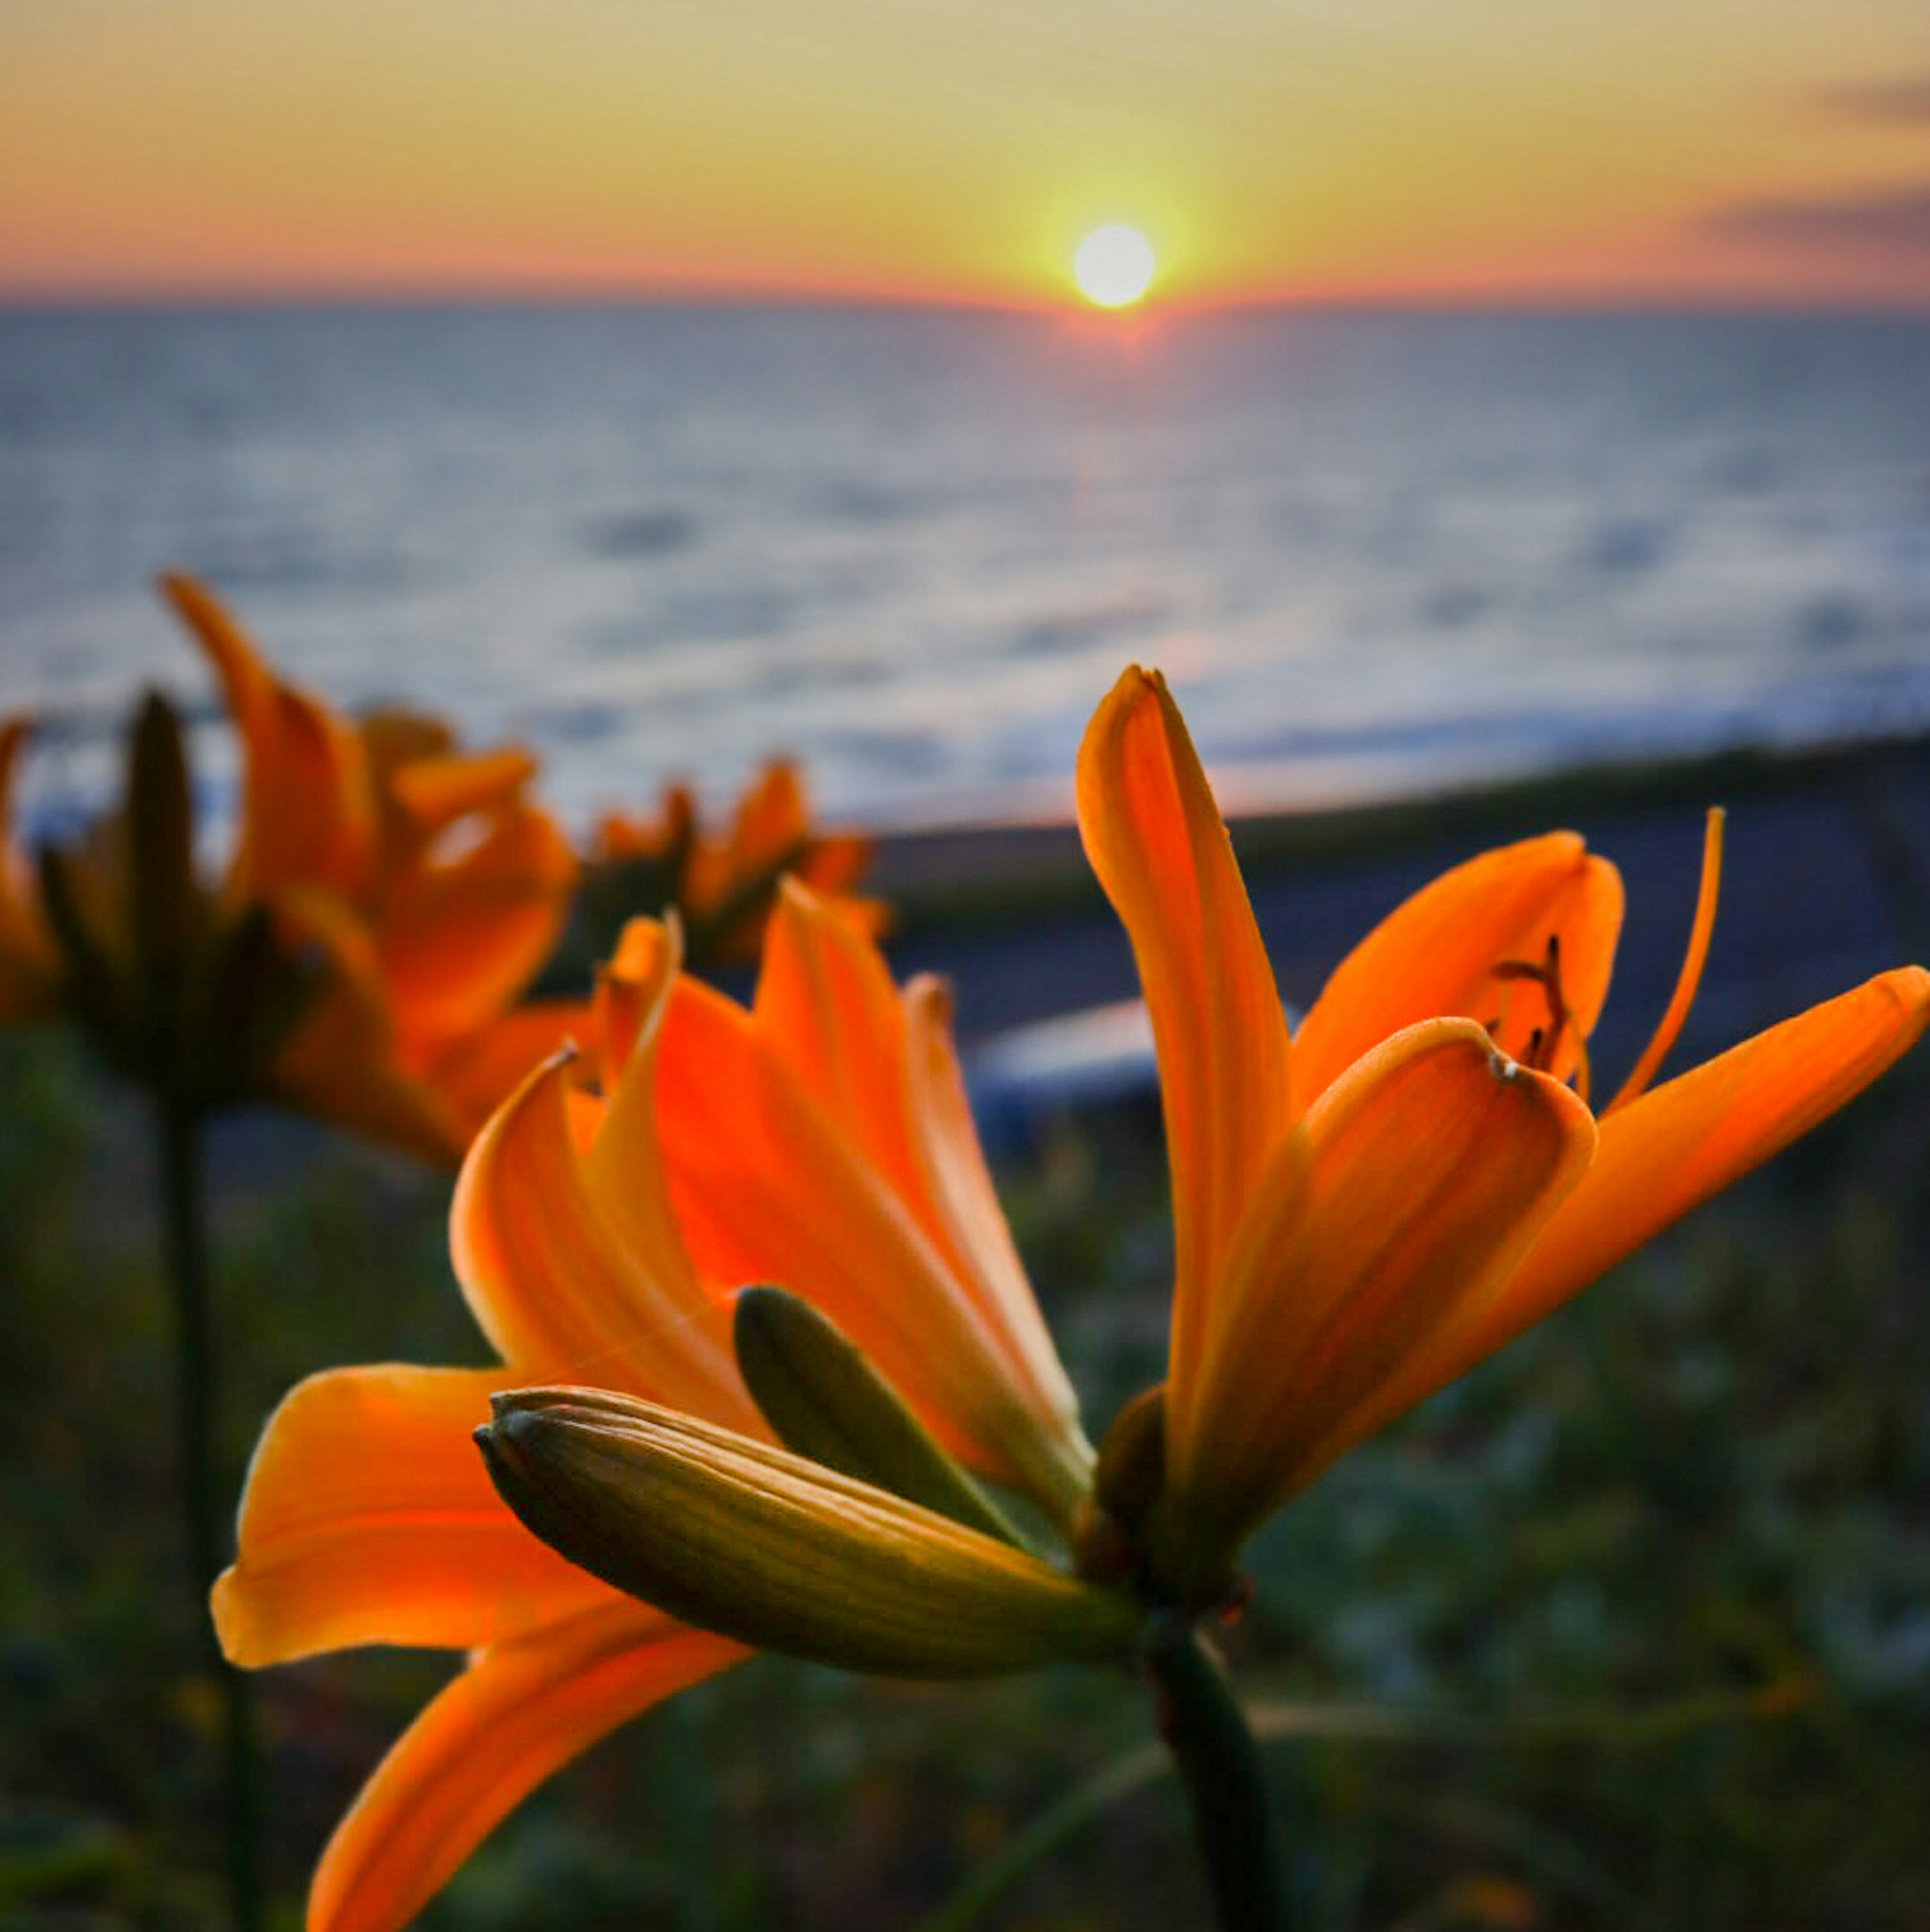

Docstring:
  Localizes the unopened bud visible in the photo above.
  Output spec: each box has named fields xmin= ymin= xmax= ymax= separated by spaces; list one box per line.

xmin=478 ymin=1387 xmax=1140 ymax=1679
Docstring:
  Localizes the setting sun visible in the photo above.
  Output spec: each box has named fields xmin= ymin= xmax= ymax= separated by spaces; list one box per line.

xmin=1073 ymin=224 xmax=1154 ymax=308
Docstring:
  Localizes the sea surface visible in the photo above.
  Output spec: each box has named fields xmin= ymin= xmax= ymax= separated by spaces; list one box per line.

xmin=2 ymin=304 xmax=1927 ymax=831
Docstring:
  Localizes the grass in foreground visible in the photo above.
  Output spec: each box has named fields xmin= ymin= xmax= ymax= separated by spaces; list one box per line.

xmin=1 ymin=1030 xmax=1926 ymax=1931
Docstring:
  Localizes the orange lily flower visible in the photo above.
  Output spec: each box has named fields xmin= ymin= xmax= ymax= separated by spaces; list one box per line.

xmin=0 ymin=577 xmax=585 ymax=1156
xmin=215 ymin=912 xmax=1113 ymax=1932
xmin=587 ymin=758 xmax=885 ymax=970
xmin=1076 ymin=667 xmax=1930 ymax=1599
xmin=168 ymin=574 xmax=586 ymax=1154
xmin=220 ymin=666 xmax=1926 ymax=1929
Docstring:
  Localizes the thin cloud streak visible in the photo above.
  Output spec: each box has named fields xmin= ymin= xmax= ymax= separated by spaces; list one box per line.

xmin=1702 ymin=179 xmax=1930 ymax=257
xmin=1812 ymin=76 xmax=1930 ymax=127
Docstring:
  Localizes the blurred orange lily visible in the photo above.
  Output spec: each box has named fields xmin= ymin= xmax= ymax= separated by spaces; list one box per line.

xmin=0 ymin=716 xmax=60 ymax=1021
xmin=169 ymin=574 xmax=586 ymax=1154
xmin=587 ymin=758 xmax=884 ymax=970
xmin=0 ymin=577 xmax=584 ymax=1156
xmin=1077 ymin=667 xmax=1930 ymax=1598
xmin=215 ymin=910 xmax=1111 ymax=1932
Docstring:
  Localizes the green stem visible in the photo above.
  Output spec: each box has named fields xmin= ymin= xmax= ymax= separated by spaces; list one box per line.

xmin=912 ymin=1677 xmax=1808 ymax=1932
xmin=159 ymin=1099 xmax=263 ymax=1932
xmin=1146 ymin=1629 xmax=1290 ymax=1932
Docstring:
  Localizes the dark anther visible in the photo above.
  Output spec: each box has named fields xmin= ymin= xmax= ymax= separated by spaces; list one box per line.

xmin=1490 ymin=932 xmax=1572 ymax=1074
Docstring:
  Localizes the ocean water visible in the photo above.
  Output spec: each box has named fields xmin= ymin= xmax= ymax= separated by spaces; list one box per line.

xmin=2 ymin=304 xmax=1927 ymax=830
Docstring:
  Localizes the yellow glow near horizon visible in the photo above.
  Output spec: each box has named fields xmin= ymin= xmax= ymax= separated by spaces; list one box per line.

xmin=1073 ymin=225 xmax=1155 ymax=308
xmin=1 ymin=0 xmax=1928 ymax=306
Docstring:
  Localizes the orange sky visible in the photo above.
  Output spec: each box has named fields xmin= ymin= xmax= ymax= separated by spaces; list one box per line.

xmin=4 ymin=0 xmax=1928 ymax=307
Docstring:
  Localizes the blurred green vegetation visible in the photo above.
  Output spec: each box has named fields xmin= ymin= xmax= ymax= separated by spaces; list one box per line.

xmin=2 ymin=1018 xmax=1926 ymax=1932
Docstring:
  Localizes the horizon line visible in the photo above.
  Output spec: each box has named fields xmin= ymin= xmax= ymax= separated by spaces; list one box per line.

xmin=4 ymin=282 xmax=1928 ymax=320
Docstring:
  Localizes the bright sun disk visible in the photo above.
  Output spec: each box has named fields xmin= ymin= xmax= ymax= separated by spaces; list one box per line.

xmin=1074 ymin=224 xmax=1154 ymax=309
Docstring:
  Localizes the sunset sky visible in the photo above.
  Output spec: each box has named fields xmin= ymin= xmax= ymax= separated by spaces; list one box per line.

xmin=3 ymin=0 xmax=1928 ymax=308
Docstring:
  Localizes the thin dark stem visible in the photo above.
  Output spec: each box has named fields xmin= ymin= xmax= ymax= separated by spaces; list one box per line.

xmin=1146 ymin=1629 xmax=1290 ymax=1932
xmin=159 ymin=1099 xmax=263 ymax=1932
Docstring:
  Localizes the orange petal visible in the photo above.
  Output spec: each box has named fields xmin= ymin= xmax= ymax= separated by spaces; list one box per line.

xmin=161 ymin=573 xmax=373 ymax=903
xmin=1293 ymin=833 xmax=1624 ymax=1102
xmin=795 ymin=830 xmax=875 ymax=900
xmin=212 ymin=1367 xmax=614 ymax=1667
xmin=355 ymin=709 xmax=453 ymax=785
xmin=1 ymin=716 xmax=36 ymax=909
xmin=830 ymin=892 xmax=891 ymax=941
xmin=0 ymin=717 xmax=58 ymax=1017
xmin=383 ymin=746 xmax=541 ymax=836
xmin=619 ymin=781 xmax=698 ymax=869
xmin=267 ymin=892 xmax=468 ymax=1162
xmin=377 ymin=807 xmax=575 ymax=1050
xmin=692 ymin=893 xmax=1084 ymax=1478
xmin=309 ymin=1604 xmax=745 ymax=1932
xmin=1369 ymin=965 xmax=1930 ymax=1427
xmin=655 ymin=975 xmax=1093 ymax=1517
xmin=752 ymin=879 xmax=923 ymax=1205
xmin=728 ymin=760 xmax=808 ymax=872
xmin=1076 ymin=668 xmax=1294 ymax=1425
xmin=591 ymin=809 xmax=645 ymax=862
xmin=902 ymin=975 xmax=1084 ymax=1442
xmin=577 ymin=920 xmax=751 ymax=1425
xmin=450 ymin=1051 xmax=752 ymax=1424
xmin=680 ymin=766 xmax=805 ymax=926
xmin=588 ymin=916 xmax=675 ymax=1080
xmin=1162 ymin=1018 xmax=1596 ymax=1563
xmin=421 ymin=998 xmax=593 ymax=1140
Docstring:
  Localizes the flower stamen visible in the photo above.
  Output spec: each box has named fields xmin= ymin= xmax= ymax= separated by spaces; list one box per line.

xmin=1490 ymin=932 xmax=1590 ymax=1101
xmin=1604 ymin=807 xmax=1725 ymax=1115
